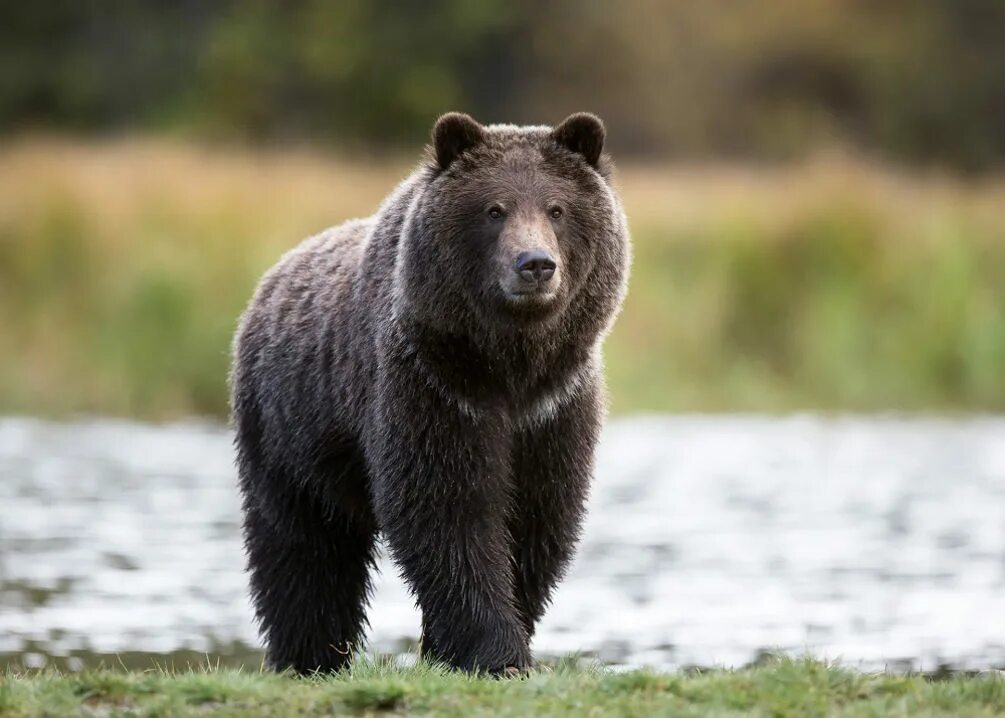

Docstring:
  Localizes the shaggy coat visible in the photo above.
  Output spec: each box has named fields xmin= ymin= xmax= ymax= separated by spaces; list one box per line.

xmin=231 ymin=112 xmax=630 ymax=674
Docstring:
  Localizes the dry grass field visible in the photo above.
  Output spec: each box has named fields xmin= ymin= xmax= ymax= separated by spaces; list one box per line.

xmin=2 ymin=137 xmax=1004 ymax=418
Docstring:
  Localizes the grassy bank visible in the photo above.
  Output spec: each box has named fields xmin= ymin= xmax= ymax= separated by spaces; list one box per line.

xmin=3 ymin=659 xmax=1004 ymax=717
xmin=2 ymin=137 xmax=1004 ymax=418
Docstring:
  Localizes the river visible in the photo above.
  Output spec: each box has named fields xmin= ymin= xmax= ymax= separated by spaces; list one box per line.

xmin=2 ymin=415 xmax=1003 ymax=672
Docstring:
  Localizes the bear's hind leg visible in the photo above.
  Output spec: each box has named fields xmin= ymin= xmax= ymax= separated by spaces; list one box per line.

xmin=242 ymin=485 xmax=378 ymax=675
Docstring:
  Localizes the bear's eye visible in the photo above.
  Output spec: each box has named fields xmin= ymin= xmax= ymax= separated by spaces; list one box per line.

xmin=487 ymin=205 xmax=504 ymax=220
xmin=549 ymin=206 xmax=564 ymax=220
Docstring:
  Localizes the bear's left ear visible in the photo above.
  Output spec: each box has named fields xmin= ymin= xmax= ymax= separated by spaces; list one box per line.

xmin=432 ymin=112 xmax=485 ymax=170
xmin=553 ymin=112 xmax=605 ymax=168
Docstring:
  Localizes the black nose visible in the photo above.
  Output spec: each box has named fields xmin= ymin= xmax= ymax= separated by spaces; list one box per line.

xmin=515 ymin=250 xmax=557 ymax=283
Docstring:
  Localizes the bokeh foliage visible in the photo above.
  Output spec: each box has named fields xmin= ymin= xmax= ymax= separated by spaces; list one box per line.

xmin=2 ymin=1 xmax=1005 ymax=169
xmin=1 ymin=140 xmax=1003 ymax=418
xmin=2 ymin=3 xmax=1004 ymax=417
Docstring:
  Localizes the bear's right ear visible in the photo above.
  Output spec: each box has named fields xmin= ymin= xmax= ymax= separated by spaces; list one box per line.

xmin=432 ymin=112 xmax=485 ymax=170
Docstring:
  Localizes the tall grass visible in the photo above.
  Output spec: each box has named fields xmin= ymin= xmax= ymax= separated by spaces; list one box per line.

xmin=1 ymin=138 xmax=1003 ymax=418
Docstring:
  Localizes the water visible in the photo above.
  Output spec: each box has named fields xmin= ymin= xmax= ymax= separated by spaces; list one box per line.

xmin=2 ymin=415 xmax=1004 ymax=673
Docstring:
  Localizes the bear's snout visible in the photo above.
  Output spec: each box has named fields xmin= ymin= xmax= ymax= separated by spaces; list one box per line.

xmin=514 ymin=250 xmax=557 ymax=285
xmin=501 ymin=246 xmax=560 ymax=304
xmin=496 ymin=213 xmax=561 ymax=303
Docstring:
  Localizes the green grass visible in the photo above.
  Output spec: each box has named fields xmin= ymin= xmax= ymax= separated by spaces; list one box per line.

xmin=1 ymin=138 xmax=1004 ymax=418
xmin=2 ymin=658 xmax=1003 ymax=717
xmin=609 ymin=204 xmax=1005 ymax=412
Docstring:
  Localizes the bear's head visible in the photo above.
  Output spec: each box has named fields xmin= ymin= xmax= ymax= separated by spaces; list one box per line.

xmin=398 ymin=112 xmax=629 ymax=342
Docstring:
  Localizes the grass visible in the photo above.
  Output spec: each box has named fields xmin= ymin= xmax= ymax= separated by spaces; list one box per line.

xmin=1 ymin=136 xmax=1004 ymax=418
xmin=2 ymin=657 xmax=1004 ymax=717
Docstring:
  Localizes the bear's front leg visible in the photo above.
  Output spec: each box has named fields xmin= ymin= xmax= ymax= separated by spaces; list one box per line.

xmin=510 ymin=378 xmax=602 ymax=637
xmin=365 ymin=361 xmax=531 ymax=674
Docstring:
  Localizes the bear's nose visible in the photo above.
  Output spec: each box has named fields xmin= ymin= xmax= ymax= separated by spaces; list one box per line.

xmin=514 ymin=250 xmax=557 ymax=283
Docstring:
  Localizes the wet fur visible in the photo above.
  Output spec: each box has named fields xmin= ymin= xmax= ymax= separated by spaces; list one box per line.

xmin=230 ymin=114 xmax=630 ymax=674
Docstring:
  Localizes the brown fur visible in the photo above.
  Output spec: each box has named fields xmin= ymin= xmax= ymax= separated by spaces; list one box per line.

xmin=231 ymin=112 xmax=630 ymax=674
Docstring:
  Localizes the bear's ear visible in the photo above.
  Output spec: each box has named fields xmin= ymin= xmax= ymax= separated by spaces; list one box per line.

xmin=553 ymin=112 xmax=606 ymax=168
xmin=432 ymin=112 xmax=485 ymax=170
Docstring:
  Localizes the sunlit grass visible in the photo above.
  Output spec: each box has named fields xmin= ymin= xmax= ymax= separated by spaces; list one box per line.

xmin=1 ymin=137 xmax=1003 ymax=418
xmin=2 ymin=657 xmax=1003 ymax=717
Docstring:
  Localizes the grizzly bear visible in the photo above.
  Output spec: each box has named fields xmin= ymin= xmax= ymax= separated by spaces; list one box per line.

xmin=230 ymin=112 xmax=630 ymax=675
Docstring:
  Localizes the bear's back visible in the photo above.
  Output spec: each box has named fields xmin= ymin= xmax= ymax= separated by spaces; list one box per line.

xmin=231 ymin=215 xmax=379 ymax=440
xmin=240 ymin=216 xmax=373 ymax=343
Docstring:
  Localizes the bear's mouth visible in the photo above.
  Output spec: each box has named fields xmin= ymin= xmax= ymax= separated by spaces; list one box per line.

xmin=498 ymin=284 xmax=562 ymax=321
xmin=499 ymin=272 xmax=561 ymax=300
xmin=501 ymin=285 xmax=558 ymax=304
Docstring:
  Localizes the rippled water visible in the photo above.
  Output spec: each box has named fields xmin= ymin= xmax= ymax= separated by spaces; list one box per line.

xmin=2 ymin=415 xmax=1004 ymax=672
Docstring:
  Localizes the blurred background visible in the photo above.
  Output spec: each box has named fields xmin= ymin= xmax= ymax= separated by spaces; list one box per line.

xmin=2 ymin=1 xmax=1003 ymax=674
